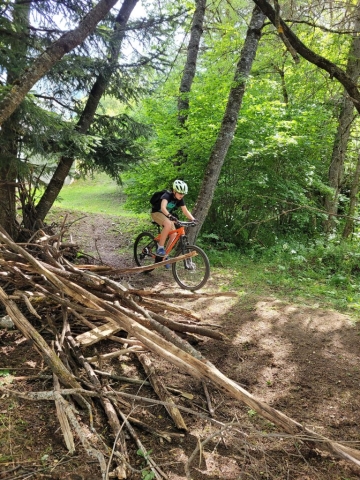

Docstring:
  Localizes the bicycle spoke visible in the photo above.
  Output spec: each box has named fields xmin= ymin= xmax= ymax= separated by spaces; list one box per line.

xmin=134 ymin=232 xmax=157 ymax=269
xmin=172 ymin=245 xmax=210 ymax=291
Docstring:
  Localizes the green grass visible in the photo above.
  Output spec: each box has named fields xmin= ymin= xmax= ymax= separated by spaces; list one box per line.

xmin=53 ymin=173 xmax=136 ymax=216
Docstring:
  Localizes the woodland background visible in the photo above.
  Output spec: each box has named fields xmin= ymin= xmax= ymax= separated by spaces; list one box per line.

xmin=2 ymin=0 xmax=360 ymax=254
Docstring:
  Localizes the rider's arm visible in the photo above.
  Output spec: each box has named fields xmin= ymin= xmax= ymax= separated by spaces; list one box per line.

xmin=160 ymin=199 xmax=171 ymax=217
xmin=181 ymin=205 xmax=195 ymax=221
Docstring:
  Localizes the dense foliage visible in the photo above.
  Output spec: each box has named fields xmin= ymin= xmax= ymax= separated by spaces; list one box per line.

xmin=2 ymin=0 xmax=360 ymax=265
xmin=124 ymin=1 xmax=360 ymax=252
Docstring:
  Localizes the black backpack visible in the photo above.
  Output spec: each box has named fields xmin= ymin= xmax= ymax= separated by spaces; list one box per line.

xmin=150 ymin=189 xmax=170 ymax=206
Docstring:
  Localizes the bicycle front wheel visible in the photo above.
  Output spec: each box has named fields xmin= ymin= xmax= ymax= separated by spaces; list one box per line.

xmin=172 ymin=244 xmax=210 ymax=291
xmin=134 ymin=232 xmax=157 ymax=270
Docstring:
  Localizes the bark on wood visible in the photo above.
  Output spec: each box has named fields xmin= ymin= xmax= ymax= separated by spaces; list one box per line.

xmin=0 ymin=286 xmax=81 ymax=390
xmin=252 ymin=0 xmax=360 ymax=113
xmin=66 ymin=334 xmax=129 ymax=476
xmin=189 ymin=7 xmax=266 ymax=243
xmin=140 ymin=297 xmax=201 ymax=321
xmin=94 ymin=369 xmax=194 ymax=400
xmin=177 ymin=0 xmax=206 ymax=127
xmin=325 ymin=1 xmax=360 ymax=229
xmin=54 ymin=375 xmax=75 ymax=454
xmin=86 ymin=346 xmax=145 ymax=363
xmin=2 ymin=230 xmax=360 ymax=467
xmin=136 ymin=351 xmax=188 ymax=431
xmin=4 ymin=381 xmax=360 ymax=467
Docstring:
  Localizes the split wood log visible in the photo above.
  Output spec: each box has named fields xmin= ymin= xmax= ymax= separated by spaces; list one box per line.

xmin=136 ymin=351 xmax=188 ymax=431
xmin=0 ymin=286 xmax=82 ymax=391
xmin=53 ymin=390 xmax=107 ymax=479
xmin=65 ymin=334 xmax=129 ymax=478
xmin=139 ymin=297 xmax=201 ymax=321
xmin=71 ymin=310 xmax=142 ymax=347
xmin=76 ymin=321 xmax=122 ymax=347
xmin=53 ymin=375 xmax=75 ymax=454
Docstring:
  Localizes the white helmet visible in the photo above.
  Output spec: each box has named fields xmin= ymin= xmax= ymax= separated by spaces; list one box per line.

xmin=173 ymin=179 xmax=188 ymax=194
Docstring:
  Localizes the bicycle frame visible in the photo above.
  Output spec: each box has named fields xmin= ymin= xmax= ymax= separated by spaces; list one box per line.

xmin=153 ymin=224 xmax=187 ymax=256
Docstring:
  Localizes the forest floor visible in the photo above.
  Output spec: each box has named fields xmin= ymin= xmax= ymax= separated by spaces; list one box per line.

xmin=1 ymin=210 xmax=360 ymax=480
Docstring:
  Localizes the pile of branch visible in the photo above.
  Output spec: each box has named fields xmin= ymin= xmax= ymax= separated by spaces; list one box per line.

xmin=1 ymin=225 xmax=360 ymax=479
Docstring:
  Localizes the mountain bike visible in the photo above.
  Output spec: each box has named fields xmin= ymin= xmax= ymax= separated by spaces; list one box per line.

xmin=133 ymin=219 xmax=210 ymax=291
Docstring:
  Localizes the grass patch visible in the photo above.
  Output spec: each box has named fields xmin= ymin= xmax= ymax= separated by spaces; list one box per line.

xmin=54 ymin=173 xmax=131 ymax=216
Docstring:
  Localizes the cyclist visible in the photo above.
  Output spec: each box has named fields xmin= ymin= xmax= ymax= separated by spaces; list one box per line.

xmin=151 ymin=179 xmax=196 ymax=257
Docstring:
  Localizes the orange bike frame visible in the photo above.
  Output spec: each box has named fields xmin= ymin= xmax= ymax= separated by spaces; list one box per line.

xmin=153 ymin=225 xmax=186 ymax=256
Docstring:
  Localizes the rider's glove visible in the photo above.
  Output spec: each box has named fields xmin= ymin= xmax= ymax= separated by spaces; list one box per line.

xmin=192 ymin=218 xmax=199 ymax=224
xmin=168 ymin=214 xmax=177 ymax=221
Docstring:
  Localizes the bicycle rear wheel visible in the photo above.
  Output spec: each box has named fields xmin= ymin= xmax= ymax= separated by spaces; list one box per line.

xmin=172 ymin=244 xmax=210 ymax=291
xmin=134 ymin=232 xmax=157 ymax=270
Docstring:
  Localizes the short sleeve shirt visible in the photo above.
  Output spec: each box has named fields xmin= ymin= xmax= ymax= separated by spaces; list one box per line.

xmin=151 ymin=191 xmax=185 ymax=213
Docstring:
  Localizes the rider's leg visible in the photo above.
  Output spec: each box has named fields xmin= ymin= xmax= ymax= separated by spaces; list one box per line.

xmin=158 ymin=218 xmax=172 ymax=249
xmin=166 ymin=232 xmax=177 ymax=251
xmin=151 ymin=213 xmax=175 ymax=252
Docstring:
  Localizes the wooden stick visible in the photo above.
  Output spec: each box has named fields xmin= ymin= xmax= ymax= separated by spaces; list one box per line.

xmin=65 ymin=334 xmax=129 ymax=476
xmin=86 ymin=346 xmax=145 ymax=363
xmin=114 ymin=404 xmax=167 ymax=480
xmin=136 ymin=351 xmax=187 ymax=431
xmin=2 ymin=232 xmax=360 ymax=467
xmin=53 ymin=374 xmax=75 ymax=453
xmin=93 ymin=370 xmax=194 ymax=400
xmin=202 ymin=381 xmax=215 ymax=417
xmin=140 ymin=297 xmax=201 ymax=321
xmin=0 ymin=286 xmax=82 ymax=391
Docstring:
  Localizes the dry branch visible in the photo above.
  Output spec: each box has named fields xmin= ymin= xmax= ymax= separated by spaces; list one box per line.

xmin=136 ymin=351 xmax=187 ymax=431
xmin=0 ymin=286 xmax=82 ymax=391
xmin=140 ymin=296 xmax=201 ymax=320
xmin=53 ymin=375 xmax=75 ymax=454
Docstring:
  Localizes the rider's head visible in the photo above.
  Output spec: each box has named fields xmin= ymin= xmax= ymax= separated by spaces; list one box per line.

xmin=173 ymin=180 xmax=188 ymax=195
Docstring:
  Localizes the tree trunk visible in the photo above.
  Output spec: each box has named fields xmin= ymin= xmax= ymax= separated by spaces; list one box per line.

xmin=324 ymin=98 xmax=355 ymax=230
xmin=324 ymin=0 xmax=360 ymax=231
xmin=178 ymin=0 xmax=206 ymax=127
xmin=342 ymin=153 xmax=360 ymax=238
xmin=174 ymin=0 xmax=206 ymax=168
xmin=188 ymin=6 xmax=265 ymax=243
xmin=33 ymin=0 xmax=138 ymax=225
xmin=0 ymin=0 xmax=119 ymax=126
xmin=0 ymin=162 xmax=17 ymax=239
xmin=0 ymin=0 xmax=30 ymax=238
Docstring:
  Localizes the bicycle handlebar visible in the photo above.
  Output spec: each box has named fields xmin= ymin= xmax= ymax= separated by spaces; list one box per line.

xmin=174 ymin=220 xmax=198 ymax=227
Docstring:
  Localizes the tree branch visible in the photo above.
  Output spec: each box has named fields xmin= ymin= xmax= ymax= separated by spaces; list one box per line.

xmin=252 ymin=0 xmax=360 ymax=111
